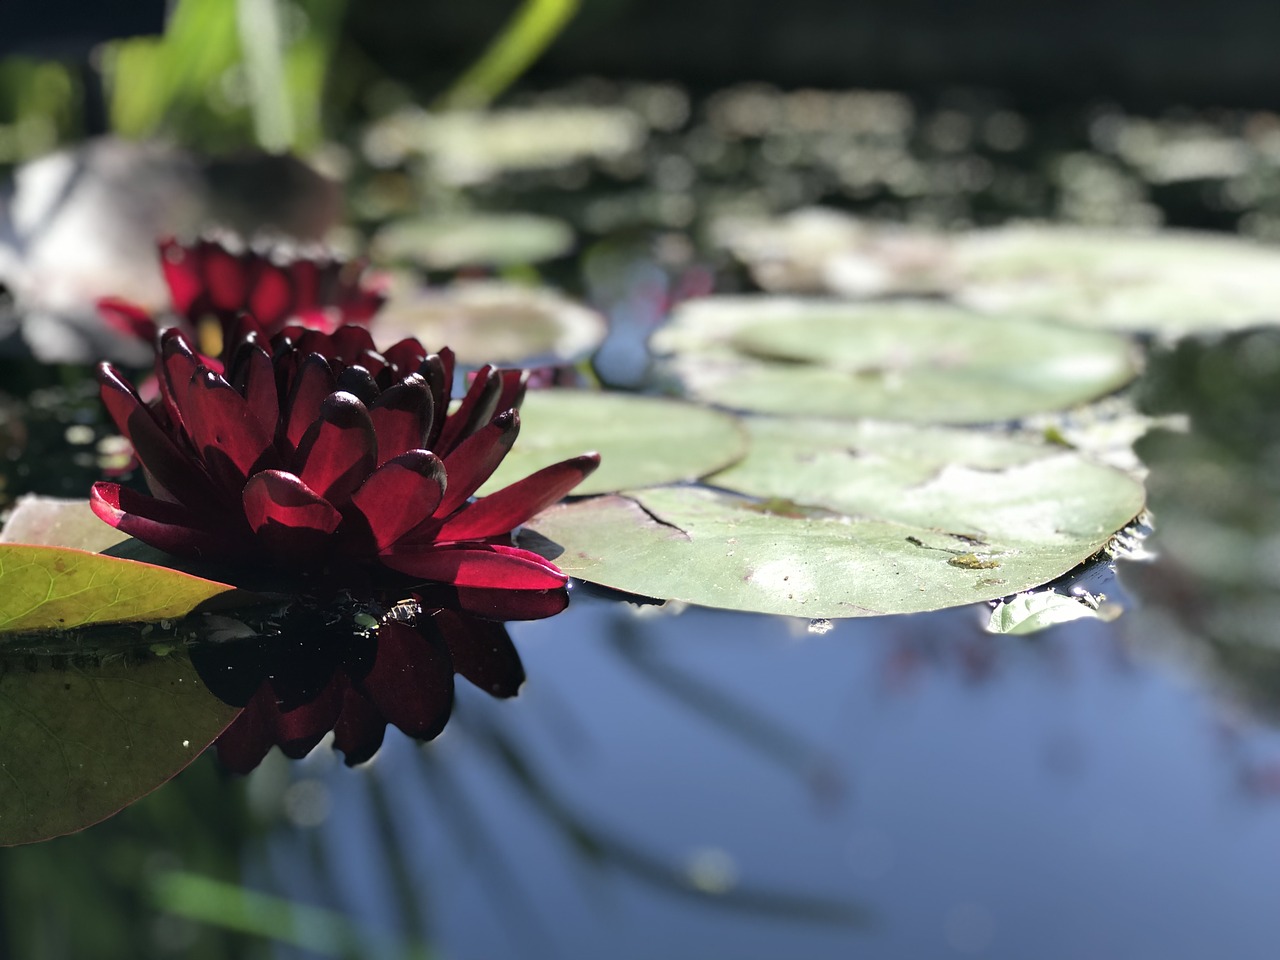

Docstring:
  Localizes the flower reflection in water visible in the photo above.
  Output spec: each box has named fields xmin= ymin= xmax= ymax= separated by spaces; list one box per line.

xmin=191 ymin=595 xmax=534 ymax=772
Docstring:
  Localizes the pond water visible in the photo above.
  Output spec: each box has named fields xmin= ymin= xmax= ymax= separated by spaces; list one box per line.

xmin=4 ymin=84 xmax=1280 ymax=959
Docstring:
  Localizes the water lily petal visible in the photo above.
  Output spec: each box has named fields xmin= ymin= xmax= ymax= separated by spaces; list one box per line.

xmin=90 ymin=482 xmax=238 ymax=558
xmin=434 ymin=452 xmax=600 ymax=541
xmin=421 ymin=350 xmax=455 ymax=449
xmin=242 ymin=470 xmax=342 ymax=560
xmin=290 ymin=257 xmax=324 ymax=310
xmin=331 ymin=325 xmax=377 ymax=363
xmin=332 ymin=687 xmax=387 ymax=765
xmin=157 ymin=328 xmax=202 ymax=433
xmin=433 ymin=608 xmax=525 ymax=697
xmin=228 ymin=339 xmax=280 ymax=437
xmin=368 ymin=374 xmax=433 ymax=464
xmin=159 ymin=237 xmax=203 ymax=317
xmin=414 ymin=583 xmax=571 ymax=621
xmin=495 ymin=368 xmax=529 ymax=415
xmin=293 ymin=392 xmax=377 ymax=506
xmin=349 ymin=450 xmax=446 ymax=550
xmin=97 ymin=297 xmax=159 ymax=342
xmin=97 ymin=363 xmax=220 ymax=505
xmin=186 ymin=368 xmax=280 ymax=486
xmin=335 ymin=365 xmax=379 ymax=406
xmin=435 ymin=364 xmax=502 ymax=454
xmin=274 ymin=679 xmax=344 ymax=758
xmin=283 ymin=352 xmax=336 ymax=451
xmin=214 ymin=690 xmax=274 ymax=775
xmin=436 ymin=409 xmax=520 ymax=516
xmin=247 ymin=260 xmax=294 ymax=326
xmin=358 ymin=620 xmax=453 ymax=741
xmin=383 ymin=338 xmax=427 ymax=378
xmin=380 ymin=541 xmax=567 ymax=590
xmin=201 ymin=241 xmax=249 ymax=314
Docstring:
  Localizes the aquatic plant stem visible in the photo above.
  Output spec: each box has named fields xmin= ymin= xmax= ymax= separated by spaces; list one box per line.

xmin=434 ymin=0 xmax=580 ymax=111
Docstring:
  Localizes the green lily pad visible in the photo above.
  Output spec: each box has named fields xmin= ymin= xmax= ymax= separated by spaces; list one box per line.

xmin=527 ymin=419 xmax=1144 ymax=618
xmin=481 ymin=390 xmax=748 ymax=497
xmin=0 ymin=495 xmax=127 ymax=554
xmin=0 ymin=544 xmax=235 ymax=634
xmin=0 ymin=645 xmax=239 ymax=844
xmin=371 ymin=214 xmax=575 ymax=270
xmin=654 ymin=297 xmax=1138 ymax=423
xmin=375 ymin=281 xmax=606 ymax=366
xmin=954 ymin=226 xmax=1280 ymax=335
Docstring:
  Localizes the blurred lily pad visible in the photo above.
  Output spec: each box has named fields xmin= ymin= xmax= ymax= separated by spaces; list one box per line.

xmin=528 ymin=418 xmax=1143 ymax=617
xmin=654 ymin=297 xmax=1138 ymax=423
xmin=0 ymin=644 xmax=238 ymax=844
xmin=954 ymin=226 xmax=1280 ymax=335
xmin=712 ymin=207 xmax=952 ymax=296
xmin=481 ymin=390 xmax=748 ymax=497
xmin=371 ymin=213 xmax=575 ymax=270
xmin=0 ymin=495 xmax=126 ymax=553
xmin=374 ymin=281 xmax=606 ymax=366
xmin=363 ymin=106 xmax=647 ymax=185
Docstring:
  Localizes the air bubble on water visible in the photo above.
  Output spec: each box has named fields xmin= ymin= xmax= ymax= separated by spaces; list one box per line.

xmin=808 ymin=618 xmax=834 ymax=635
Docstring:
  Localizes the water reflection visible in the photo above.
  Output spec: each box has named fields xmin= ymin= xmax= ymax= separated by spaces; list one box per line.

xmin=1126 ymin=329 xmax=1280 ymax=718
xmin=190 ymin=597 xmax=528 ymax=772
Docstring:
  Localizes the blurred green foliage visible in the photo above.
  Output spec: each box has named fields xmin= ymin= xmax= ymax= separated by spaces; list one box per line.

xmin=0 ymin=57 xmax=77 ymax=162
xmin=0 ymin=0 xmax=582 ymax=163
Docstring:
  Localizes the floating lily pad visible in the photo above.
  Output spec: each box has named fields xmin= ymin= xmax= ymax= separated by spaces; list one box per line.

xmin=0 ymin=495 xmax=126 ymax=553
xmin=654 ymin=298 xmax=1138 ymax=423
xmin=0 ymin=543 xmax=235 ymax=634
xmin=954 ymin=226 xmax=1280 ymax=335
xmin=480 ymin=390 xmax=748 ymax=497
xmin=527 ymin=419 xmax=1144 ymax=618
xmin=0 ymin=645 xmax=238 ymax=844
xmin=374 ymin=281 xmax=606 ymax=366
xmin=371 ymin=214 xmax=575 ymax=270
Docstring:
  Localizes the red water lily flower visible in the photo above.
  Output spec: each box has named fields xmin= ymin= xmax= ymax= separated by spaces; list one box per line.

xmin=98 ymin=235 xmax=384 ymax=359
xmin=192 ymin=601 xmax=525 ymax=771
xmin=90 ymin=319 xmax=599 ymax=605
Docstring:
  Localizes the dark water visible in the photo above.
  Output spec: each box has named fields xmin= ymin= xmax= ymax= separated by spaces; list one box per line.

xmin=238 ymin=588 xmax=1280 ymax=960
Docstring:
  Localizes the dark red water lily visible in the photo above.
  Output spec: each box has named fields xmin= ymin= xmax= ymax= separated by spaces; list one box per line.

xmin=91 ymin=319 xmax=599 ymax=606
xmin=98 ymin=235 xmax=384 ymax=359
xmin=192 ymin=601 xmax=525 ymax=771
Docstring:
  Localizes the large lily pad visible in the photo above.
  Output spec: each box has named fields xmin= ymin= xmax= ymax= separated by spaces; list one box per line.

xmin=480 ymin=390 xmax=748 ymax=497
xmin=953 ymin=226 xmax=1280 ymax=335
xmin=371 ymin=214 xmax=575 ymax=270
xmin=654 ymin=297 xmax=1138 ymax=423
xmin=0 ymin=544 xmax=236 ymax=634
xmin=374 ymin=281 xmax=606 ymax=366
xmin=0 ymin=644 xmax=239 ymax=844
xmin=527 ymin=419 xmax=1144 ymax=618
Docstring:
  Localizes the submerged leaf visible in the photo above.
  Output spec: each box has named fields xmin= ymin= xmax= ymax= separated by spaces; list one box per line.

xmin=0 ymin=645 xmax=238 ymax=844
